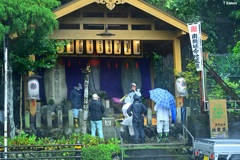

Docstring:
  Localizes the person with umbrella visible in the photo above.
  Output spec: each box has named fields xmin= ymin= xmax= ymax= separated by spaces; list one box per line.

xmin=154 ymin=104 xmax=172 ymax=143
xmin=149 ymin=88 xmax=177 ymax=143
xmin=127 ymin=95 xmax=147 ymax=144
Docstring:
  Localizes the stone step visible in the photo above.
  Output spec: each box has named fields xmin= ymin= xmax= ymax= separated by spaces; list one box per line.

xmin=123 ymin=155 xmax=191 ymax=160
xmin=121 ymin=143 xmax=193 ymax=160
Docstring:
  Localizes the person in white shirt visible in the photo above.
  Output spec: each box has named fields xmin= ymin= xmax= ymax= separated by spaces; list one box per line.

xmin=120 ymin=97 xmax=134 ymax=142
xmin=128 ymin=83 xmax=141 ymax=104
xmin=154 ymin=104 xmax=172 ymax=143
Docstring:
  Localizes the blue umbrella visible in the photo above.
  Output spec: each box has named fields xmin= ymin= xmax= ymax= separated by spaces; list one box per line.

xmin=149 ymin=88 xmax=177 ymax=122
xmin=149 ymin=88 xmax=171 ymax=109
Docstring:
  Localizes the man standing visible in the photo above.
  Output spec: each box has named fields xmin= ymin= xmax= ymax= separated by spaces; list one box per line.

xmin=127 ymin=95 xmax=147 ymax=144
xmin=128 ymin=83 xmax=141 ymax=104
xmin=70 ymin=83 xmax=83 ymax=127
xmin=89 ymin=94 xmax=105 ymax=139
xmin=154 ymin=104 xmax=172 ymax=143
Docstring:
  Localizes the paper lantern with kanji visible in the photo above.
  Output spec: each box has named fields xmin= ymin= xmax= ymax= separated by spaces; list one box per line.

xmin=28 ymin=78 xmax=40 ymax=100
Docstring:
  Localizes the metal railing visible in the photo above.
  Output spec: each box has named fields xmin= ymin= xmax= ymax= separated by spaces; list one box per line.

xmin=204 ymin=100 xmax=240 ymax=111
xmin=182 ymin=125 xmax=195 ymax=157
xmin=0 ymin=142 xmax=82 ymax=160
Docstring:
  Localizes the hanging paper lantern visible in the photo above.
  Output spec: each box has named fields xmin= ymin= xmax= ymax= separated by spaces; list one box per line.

xmin=68 ymin=60 xmax=71 ymax=67
xmin=27 ymin=76 xmax=40 ymax=100
xmin=175 ymin=77 xmax=188 ymax=97
xmin=136 ymin=62 xmax=139 ymax=68
xmin=126 ymin=62 xmax=129 ymax=69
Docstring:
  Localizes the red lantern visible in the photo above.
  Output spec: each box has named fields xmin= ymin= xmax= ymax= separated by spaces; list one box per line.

xmin=136 ymin=62 xmax=139 ymax=68
xmin=126 ymin=63 xmax=129 ymax=69
xmin=115 ymin=61 xmax=118 ymax=68
xmin=68 ymin=60 xmax=71 ymax=67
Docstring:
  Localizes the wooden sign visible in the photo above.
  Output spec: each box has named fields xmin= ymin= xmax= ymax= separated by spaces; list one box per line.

xmin=209 ymin=99 xmax=228 ymax=138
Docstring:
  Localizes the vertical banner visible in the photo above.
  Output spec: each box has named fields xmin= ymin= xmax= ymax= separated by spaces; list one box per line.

xmin=114 ymin=40 xmax=121 ymax=54
xmin=75 ymin=40 xmax=83 ymax=54
xmin=209 ymin=99 xmax=228 ymax=138
xmin=124 ymin=40 xmax=131 ymax=55
xmin=187 ymin=22 xmax=203 ymax=71
xmin=105 ymin=40 xmax=113 ymax=54
xmin=86 ymin=40 xmax=93 ymax=54
xmin=133 ymin=40 xmax=141 ymax=55
xmin=96 ymin=40 xmax=104 ymax=54
xmin=66 ymin=40 xmax=74 ymax=54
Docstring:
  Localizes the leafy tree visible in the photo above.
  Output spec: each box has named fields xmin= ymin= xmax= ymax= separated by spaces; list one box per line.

xmin=0 ymin=0 xmax=60 ymax=138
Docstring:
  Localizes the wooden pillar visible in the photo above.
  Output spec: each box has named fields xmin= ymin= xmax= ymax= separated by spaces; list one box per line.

xmin=23 ymin=55 xmax=37 ymax=128
xmin=173 ymin=37 xmax=183 ymax=108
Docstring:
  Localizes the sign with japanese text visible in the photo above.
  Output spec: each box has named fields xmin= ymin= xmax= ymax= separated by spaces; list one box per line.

xmin=187 ymin=22 xmax=203 ymax=71
xmin=209 ymin=99 xmax=228 ymax=138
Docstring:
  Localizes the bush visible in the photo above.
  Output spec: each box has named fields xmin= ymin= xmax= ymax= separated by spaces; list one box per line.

xmin=82 ymin=144 xmax=120 ymax=160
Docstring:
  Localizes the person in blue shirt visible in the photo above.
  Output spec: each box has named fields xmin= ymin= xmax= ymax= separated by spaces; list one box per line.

xmin=70 ymin=83 xmax=83 ymax=127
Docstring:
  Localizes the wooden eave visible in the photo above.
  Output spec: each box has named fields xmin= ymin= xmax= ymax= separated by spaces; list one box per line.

xmin=53 ymin=0 xmax=208 ymax=40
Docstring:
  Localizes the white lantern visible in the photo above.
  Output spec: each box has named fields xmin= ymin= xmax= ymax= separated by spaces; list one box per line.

xmin=66 ymin=40 xmax=74 ymax=54
xmin=56 ymin=40 xmax=64 ymax=54
xmin=75 ymin=40 xmax=83 ymax=54
xmin=175 ymin=77 xmax=188 ymax=97
xmin=105 ymin=40 xmax=113 ymax=54
xmin=96 ymin=40 xmax=104 ymax=54
xmin=124 ymin=40 xmax=131 ymax=55
xmin=114 ymin=40 xmax=121 ymax=54
xmin=86 ymin=40 xmax=94 ymax=54
xmin=28 ymin=75 xmax=41 ymax=100
xmin=133 ymin=40 xmax=141 ymax=55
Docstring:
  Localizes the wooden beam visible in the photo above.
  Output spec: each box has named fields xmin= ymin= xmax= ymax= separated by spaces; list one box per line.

xmin=54 ymin=0 xmax=95 ymax=19
xmin=59 ymin=17 xmax=156 ymax=25
xmin=51 ymin=30 xmax=175 ymax=40
xmin=173 ymin=37 xmax=183 ymax=108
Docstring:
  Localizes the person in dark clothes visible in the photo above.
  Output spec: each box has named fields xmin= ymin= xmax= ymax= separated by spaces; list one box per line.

xmin=89 ymin=94 xmax=105 ymax=138
xmin=70 ymin=83 xmax=83 ymax=127
xmin=127 ymin=95 xmax=147 ymax=144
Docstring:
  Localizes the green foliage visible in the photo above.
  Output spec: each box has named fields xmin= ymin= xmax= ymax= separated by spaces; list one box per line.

xmin=0 ymin=0 xmax=60 ymax=74
xmin=175 ymin=59 xmax=200 ymax=106
xmin=208 ymin=78 xmax=240 ymax=100
xmin=2 ymin=132 xmax=121 ymax=159
xmin=82 ymin=144 xmax=120 ymax=160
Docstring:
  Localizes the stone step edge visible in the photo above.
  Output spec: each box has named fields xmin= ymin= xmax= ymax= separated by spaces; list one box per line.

xmin=123 ymin=155 xmax=191 ymax=158
xmin=121 ymin=142 xmax=185 ymax=147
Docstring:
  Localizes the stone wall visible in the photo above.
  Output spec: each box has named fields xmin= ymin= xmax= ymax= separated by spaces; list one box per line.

xmin=187 ymin=113 xmax=240 ymax=143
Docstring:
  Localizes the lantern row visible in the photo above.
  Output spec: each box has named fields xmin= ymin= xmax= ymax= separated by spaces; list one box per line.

xmin=57 ymin=40 xmax=141 ymax=55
